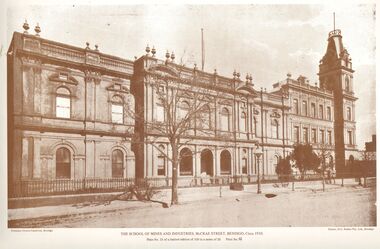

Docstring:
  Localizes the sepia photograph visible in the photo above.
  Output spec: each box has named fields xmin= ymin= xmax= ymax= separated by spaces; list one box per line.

xmin=0 ymin=0 xmax=379 ymax=248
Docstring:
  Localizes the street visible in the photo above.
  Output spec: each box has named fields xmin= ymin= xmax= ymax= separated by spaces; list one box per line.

xmin=10 ymin=184 xmax=376 ymax=228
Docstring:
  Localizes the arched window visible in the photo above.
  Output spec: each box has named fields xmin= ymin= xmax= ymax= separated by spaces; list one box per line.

xmin=271 ymin=119 xmax=279 ymax=139
xmin=220 ymin=150 xmax=232 ymax=175
xmin=200 ymin=104 xmax=211 ymax=129
xmin=112 ymin=149 xmax=124 ymax=178
xmin=111 ymin=95 xmax=124 ymax=124
xmin=56 ymin=147 xmax=71 ymax=179
xmin=180 ymin=148 xmax=193 ymax=176
xmin=253 ymin=117 xmax=257 ymax=135
xmin=346 ymin=107 xmax=352 ymax=121
xmin=221 ymin=107 xmax=230 ymax=131
xmin=242 ymin=149 xmax=248 ymax=174
xmin=56 ymin=87 xmax=71 ymax=118
xmin=240 ymin=112 xmax=247 ymax=132
xmin=157 ymin=145 xmax=166 ymax=176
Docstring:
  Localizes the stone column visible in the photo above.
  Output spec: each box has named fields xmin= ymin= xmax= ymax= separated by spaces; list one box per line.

xmin=33 ymin=137 xmax=41 ymax=179
xmin=215 ymin=147 xmax=220 ymax=176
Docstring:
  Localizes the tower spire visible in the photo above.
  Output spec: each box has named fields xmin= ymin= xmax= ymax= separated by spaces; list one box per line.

xmin=333 ymin=12 xmax=335 ymax=31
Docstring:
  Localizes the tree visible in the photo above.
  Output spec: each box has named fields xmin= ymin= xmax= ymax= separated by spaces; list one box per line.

xmin=275 ymin=156 xmax=292 ymax=182
xmin=290 ymin=143 xmax=320 ymax=179
xmin=315 ymin=143 xmax=334 ymax=191
xmin=129 ymin=56 xmax=219 ymax=206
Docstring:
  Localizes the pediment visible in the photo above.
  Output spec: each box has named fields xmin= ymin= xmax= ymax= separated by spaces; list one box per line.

xmin=236 ymin=84 xmax=258 ymax=96
xmin=149 ymin=64 xmax=179 ymax=78
xmin=49 ymin=71 xmax=78 ymax=85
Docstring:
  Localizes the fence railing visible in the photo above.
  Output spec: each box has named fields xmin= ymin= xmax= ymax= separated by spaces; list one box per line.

xmin=10 ymin=172 xmax=373 ymax=198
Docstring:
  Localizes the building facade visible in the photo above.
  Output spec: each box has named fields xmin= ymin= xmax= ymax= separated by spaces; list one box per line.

xmin=7 ymin=22 xmax=358 ymax=194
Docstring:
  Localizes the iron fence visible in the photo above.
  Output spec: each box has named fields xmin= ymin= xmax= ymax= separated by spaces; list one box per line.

xmin=10 ymin=172 xmax=374 ymax=198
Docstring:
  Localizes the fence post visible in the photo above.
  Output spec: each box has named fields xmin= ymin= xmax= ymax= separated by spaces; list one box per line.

xmin=292 ymin=179 xmax=295 ymax=191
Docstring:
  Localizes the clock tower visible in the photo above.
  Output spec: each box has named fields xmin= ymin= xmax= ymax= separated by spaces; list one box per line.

xmin=318 ymin=28 xmax=358 ymax=175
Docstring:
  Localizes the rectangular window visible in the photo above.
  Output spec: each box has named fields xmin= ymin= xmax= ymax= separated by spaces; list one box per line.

xmin=293 ymin=99 xmax=299 ymax=114
xmin=242 ymin=158 xmax=248 ymax=174
xmin=312 ymin=129 xmax=317 ymax=143
xmin=303 ymin=128 xmax=309 ymax=143
xmin=320 ymin=129 xmax=325 ymax=144
xmin=311 ymin=103 xmax=316 ymax=118
xmin=302 ymin=101 xmax=308 ymax=116
xmin=156 ymin=104 xmax=165 ymax=122
xmin=319 ymin=105 xmax=324 ymax=119
xmin=328 ymin=131 xmax=332 ymax=145
xmin=56 ymin=96 xmax=70 ymax=118
xmin=111 ymin=104 xmax=123 ymax=124
xmin=157 ymin=156 xmax=166 ymax=176
xmin=348 ymin=131 xmax=353 ymax=145
xmin=293 ymin=126 xmax=300 ymax=143
xmin=327 ymin=107 xmax=332 ymax=121
xmin=347 ymin=107 xmax=352 ymax=121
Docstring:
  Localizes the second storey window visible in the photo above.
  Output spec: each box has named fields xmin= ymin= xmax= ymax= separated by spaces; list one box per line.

xmin=320 ymin=129 xmax=325 ymax=144
xmin=56 ymin=87 xmax=71 ymax=119
xmin=319 ymin=104 xmax=324 ymax=119
xmin=303 ymin=127 xmax=309 ymax=143
xmin=293 ymin=126 xmax=300 ymax=143
xmin=271 ymin=119 xmax=279 ymax=139
xmin=221 ymin=107 xmax=230 ymax=131
xmin=311 ymin=103 xmax=316 ymax=118
xmin=328 ymin=131 xmax=332 ymax=145
xmin=327 ymin=107 xmax=332 ymax=121
xmin=293 ymin=99 xmax=299 ymax=114
xmin=311 ymin=128 xmax=317 ymax=143
xmin=240 ymin=112 xmax=247 ymax=132
xmin=111 ymin=96 xmax=124 ymax=124
xmin=302 ymin=101 xmax=307 ymax=116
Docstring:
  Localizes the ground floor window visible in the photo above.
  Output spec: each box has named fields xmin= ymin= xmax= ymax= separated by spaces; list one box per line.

xmin=180 ymin=148 xmax=193 ymax=176
xmin=112 ymin=149 xmax=124 ymax=178
xmin=56 ymin=147 xmax=71 ymax=179
xmin=220 ymin=150 xmax=231 ymax=175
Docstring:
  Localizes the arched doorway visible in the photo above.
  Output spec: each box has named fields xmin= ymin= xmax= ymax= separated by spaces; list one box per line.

xmin=220 ymin=150 xmax=231 ymax=175
xmin=201 ymin=149 xmax=213 ymax=176
xmin=56 ymin=147 xmax=71 ymax=179
xmin=180 ymin=148 xmax=193 ymax=176
xmin=112 ymin=149 xmax=124 ymax=178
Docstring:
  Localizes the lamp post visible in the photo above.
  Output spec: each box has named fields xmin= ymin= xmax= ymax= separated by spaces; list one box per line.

xmin=255 ymin=145 xmax=263 ymax=194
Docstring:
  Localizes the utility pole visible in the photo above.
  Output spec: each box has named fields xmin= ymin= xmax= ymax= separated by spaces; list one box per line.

xmin=201 ymin=28 xmax=205 ymax=71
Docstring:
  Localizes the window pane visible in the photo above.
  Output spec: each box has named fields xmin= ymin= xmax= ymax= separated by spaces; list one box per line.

xmin=112 ymin=104 xmax=123 ymax=113
xmin=56 ymin=96 xmax=70 ymax=118
xmin=112 ymin=104 xmax=123 ymax=124
xmin=56 ymin=96 xmax=70 ymax=107
xmin=156 ymin=105 xmax=165 ymax=122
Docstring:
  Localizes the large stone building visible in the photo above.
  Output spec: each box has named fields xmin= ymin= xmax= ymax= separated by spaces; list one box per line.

xmin=7 ymin=22 xmax=358 ymax=195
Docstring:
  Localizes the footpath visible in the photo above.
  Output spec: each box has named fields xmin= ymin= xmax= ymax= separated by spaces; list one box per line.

xmin=8 ymin=178 xmax=364 ymax=223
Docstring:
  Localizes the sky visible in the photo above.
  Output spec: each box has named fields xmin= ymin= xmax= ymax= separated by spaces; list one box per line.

xmin=4 ymin=3 xmax=376 ymax=149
